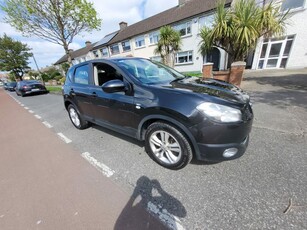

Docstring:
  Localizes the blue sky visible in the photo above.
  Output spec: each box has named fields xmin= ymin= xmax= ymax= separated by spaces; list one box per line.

xmin=0 ymin=0 xmax=177 ymax=70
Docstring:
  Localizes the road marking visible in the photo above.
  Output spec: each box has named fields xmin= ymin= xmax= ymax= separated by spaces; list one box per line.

xmin=57 ymin=133 xmax=72 ymax=144
xmin=147 ymin=201 xmax=185 ymax=230
xmin=29 ymin=110 xmax=34 ymax=113
xmin=42 ymin=121 xmax=53 ymax=128
xmin=24 ymin=107 xmax=29 ymax=110
xmin=21 ymin=104 xmax=24 ymax=107
xmin=81 ymin=152 xmax=114 ymax=177
xmin=34 ymin=115 xmax=42 ymax=119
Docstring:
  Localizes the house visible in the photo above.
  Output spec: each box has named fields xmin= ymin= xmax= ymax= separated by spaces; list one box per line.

xmin=251 ymin=0 xmax=307 ymax=69
xmin=54 ymin=41 xmax=96 ymax=66
xmin=55 ymin=0 xmax=232 ymax=73
xmin=54 ymin=0 xmax=307 ymax=72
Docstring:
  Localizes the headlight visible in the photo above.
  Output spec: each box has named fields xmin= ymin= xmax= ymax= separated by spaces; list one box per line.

xmin=197 ymin=102 xmax=242 ymax=122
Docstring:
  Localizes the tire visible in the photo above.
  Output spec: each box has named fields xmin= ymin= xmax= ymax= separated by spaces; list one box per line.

xmin=67 ymin=104 xmax=89 ymax=130
xmin=145 ymin=122 xmax=193 ymax=170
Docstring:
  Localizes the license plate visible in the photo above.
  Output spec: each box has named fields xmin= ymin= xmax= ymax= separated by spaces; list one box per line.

xmin=32 ymin=88 xmax=39 ymax=91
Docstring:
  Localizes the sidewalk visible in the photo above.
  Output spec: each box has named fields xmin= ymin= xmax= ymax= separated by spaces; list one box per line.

xmin=0 ymin=89 xmax=166 ymax=230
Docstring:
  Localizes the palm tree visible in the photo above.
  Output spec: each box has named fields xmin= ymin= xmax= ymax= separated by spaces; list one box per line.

xmin=154 ymin=26 xmax=182 ymax=67
xmin=199 ymin=0 xmax=288 ymax=64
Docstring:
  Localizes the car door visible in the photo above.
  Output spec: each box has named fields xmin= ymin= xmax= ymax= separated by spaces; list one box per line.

xmin=89 ymin=62 xmax=138 ymax=137
xmin=70 ymin=63 xmax=95 ymax=120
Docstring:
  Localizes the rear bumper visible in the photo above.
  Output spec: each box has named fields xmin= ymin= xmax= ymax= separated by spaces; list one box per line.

xmin=196 ymin=135 xmax=249 ymax=162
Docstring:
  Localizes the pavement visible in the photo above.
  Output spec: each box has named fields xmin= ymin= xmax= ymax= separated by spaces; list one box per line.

xmin=0 ymin=89 xmax=167 ymax=230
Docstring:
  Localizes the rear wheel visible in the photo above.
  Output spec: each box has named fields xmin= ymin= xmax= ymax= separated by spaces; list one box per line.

xmin=145 ymin=122 xmax=193 ymax=170
xmin=68 ymin=104 xmax=89 ymax=129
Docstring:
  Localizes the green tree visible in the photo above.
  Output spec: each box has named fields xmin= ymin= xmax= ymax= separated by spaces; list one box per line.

xmin=1 ymin=0 xmax=102 ymax=65
xmin=0 ymin=34 xmax=32 ymax=80
xmin=199 ymin=0 xmax=288 ymax=64
xmin=154 ymin=26 xmax=182 ymax=67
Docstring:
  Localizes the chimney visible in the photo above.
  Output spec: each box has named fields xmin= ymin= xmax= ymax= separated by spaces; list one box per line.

xmin=85 ymin=41 xmax=91 ymax=47
xmin=119 ymin=21 xmax=128 ymax=30
xmin=179 ymin=0 xmax=191 ymax=5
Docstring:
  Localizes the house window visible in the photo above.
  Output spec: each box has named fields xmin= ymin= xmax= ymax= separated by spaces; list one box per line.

xmin=93 ymin=50 xmax=99 ymax=58
xmin=100 ymin=47 xmax=108 ymax=57
xmin=149 ymin=31 xmax=160 ymax=44
xmin=281 ymin=0 xmax=305 ymax=10
xmin=174 ymin=21 xmax=191 ymax=37
xmin=110 ymin=44 xmax=120 ymax=55
xmin=257 ymin=35 xmax=295 ymax=69
xmin=135 ymin=35 xmax=145 ymax=48
xmin=175 ymin=51 xmax=193 ymax=64
xmin=199 ymin=14 xmax=214 ymax=30
xmin=122 ymin=40 xmax=131 ymax=52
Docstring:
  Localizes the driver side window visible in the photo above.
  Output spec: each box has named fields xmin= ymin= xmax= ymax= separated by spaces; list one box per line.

xmin=94 ymin=63 xmax=123 ymax=86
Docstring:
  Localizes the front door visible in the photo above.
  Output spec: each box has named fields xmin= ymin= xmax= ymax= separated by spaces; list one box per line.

xmin=206 ymin=47 xmax=220 ymax=71
xmin=89 ymin=62 xmax=138 ymax=136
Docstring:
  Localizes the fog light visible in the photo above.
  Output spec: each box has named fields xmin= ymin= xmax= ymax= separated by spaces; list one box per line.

xmin=223 ymin=148 xmax=238 ymax=158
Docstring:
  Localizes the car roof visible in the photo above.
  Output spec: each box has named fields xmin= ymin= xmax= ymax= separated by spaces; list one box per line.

xmin=72 ymin=57 xmax=149 ymax=68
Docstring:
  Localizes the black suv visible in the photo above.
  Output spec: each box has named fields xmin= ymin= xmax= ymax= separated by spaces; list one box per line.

xmin=63 ymin=58 xmax=253 ymax=169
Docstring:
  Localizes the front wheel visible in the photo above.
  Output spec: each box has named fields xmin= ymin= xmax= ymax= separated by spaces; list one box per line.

xmin=145 ymin=122 xmax=193 ymax=170
xmin=67 ymin=104 xmax=89 ymax=130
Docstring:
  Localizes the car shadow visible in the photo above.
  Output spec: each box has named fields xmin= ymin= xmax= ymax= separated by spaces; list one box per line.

xmin=90 ymin=123 xmax=144 ymax=147
xmin=114 ymin=176 xmax=187 ymax=230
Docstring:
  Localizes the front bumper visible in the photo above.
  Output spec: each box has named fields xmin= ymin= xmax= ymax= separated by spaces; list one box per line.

xmin=196 ymin=135 xmax=249 ymax=162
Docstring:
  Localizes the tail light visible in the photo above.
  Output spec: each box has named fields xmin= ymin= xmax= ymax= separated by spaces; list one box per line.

xmin=23 ymin=85 xmax=29 ymax=89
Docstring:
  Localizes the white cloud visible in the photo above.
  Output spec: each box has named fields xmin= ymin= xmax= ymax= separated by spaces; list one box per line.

xmin=1 ymin=0 xmax=179 ymax=68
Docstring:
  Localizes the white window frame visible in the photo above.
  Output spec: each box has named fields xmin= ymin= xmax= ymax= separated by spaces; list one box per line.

xmin=135 ymin=35 xmax=145 ymax=48
xmin=110 ymin=44 xmax=120 ymax=55
xmin=174 ymin=21 xmax=192 ymax=37
xmin=93 ymin=50 xmax=99 ymax=58
xmin=149 ymin=31 xmax=160 ymax=45
xmin=257 ymin=35 xmax=295 ymax=69
xmin=100 ymin=47 xmax=109 ymax=57
xmin=281 ymin=0 xmax=305 ymax=11
xmin=199 ymin=14 xmax=214 ymax=31
xmin=122 ymin=40 xmax=131 ymax=52
xmin=175 ymin=51 xmax=193 ymax=65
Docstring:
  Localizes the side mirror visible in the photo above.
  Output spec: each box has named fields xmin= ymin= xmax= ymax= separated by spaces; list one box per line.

xmin=102 ymin=79 xmax=125 ymax=93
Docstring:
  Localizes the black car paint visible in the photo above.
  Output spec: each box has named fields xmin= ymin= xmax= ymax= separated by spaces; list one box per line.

xmin=63 ymin=58 xmax=253 ymax=162
xmin=16 ymin=80 xmax=48 ymax=96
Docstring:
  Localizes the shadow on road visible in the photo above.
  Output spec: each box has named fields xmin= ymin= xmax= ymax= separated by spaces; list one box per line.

xmin=244 ymin=73 xmax=307 ymax=110
xmin=114 ymin=176 xmax=187 ymax=230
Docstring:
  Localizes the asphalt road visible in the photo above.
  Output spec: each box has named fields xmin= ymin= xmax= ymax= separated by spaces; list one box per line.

xmin=3 ymin=70 xmax=307 ymax=229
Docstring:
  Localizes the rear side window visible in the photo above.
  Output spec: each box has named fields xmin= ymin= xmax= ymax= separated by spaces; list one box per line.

xmin=74 ymin=65 xmax=89 ymax=85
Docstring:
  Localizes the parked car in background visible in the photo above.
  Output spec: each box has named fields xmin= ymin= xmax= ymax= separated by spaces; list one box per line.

xmin=15 ymin=80 xmax=48 ymax=97
xmin=3 ymin=82 xmax=8 ymax=90
xmin=6 ymin=82 xmax=17 ymax=91
xmin=63 ymin=58 xmax=253 ymax=169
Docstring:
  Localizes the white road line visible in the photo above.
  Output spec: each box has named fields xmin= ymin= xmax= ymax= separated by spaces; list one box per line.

xmin=29 ymin=110 xmax=34 ymax=113
xmin=21 ymin=104 xmax=24 ymax=106
xmin=57 ymin=133 xmax=72 ymax=144
xmin=81 ymin=152 xmax=115 ymax=177
xmin=24 ymin=107 xmax=29 ymax=110
xmin=34 ymin=115 xmax=42 ymax=119
xmin=147 ymin=201 xmax=185 ymax=230
xmin=42 ymin=121 xmax=53 ymax=128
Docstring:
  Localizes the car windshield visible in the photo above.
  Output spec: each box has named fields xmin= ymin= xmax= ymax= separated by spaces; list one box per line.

xmin=8 ymin=82 xmax=16 ymax=86
xmin=116 ymin=58 xmax=185 ymax=84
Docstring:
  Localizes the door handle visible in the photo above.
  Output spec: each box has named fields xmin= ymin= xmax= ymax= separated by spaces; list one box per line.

xmin=70 ymin=88 xmax=76 ymax=96
xmin=92 ymin=92 xmax=97 ymax=98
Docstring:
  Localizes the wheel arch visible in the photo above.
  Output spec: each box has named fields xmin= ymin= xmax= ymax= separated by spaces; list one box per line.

xmin=137 ymin=115 xmax=201 ymax=158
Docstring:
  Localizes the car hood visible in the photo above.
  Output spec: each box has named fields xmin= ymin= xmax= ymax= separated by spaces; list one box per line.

xmin=161 ymin=77 xmax=250 ymax=104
